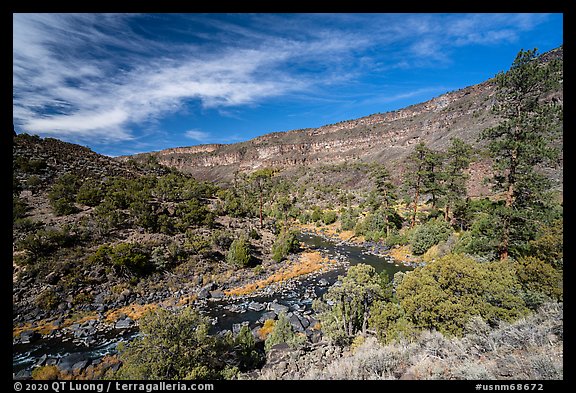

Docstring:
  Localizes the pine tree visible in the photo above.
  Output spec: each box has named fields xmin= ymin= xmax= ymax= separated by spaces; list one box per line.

xmin=314 ymin=264 xmax=389 ymax=342
xmin=422 ymin=148 xmax=445 ymax=209
xmin=405 ymin=142 xmax=433 ymax=228
xmin=371 ymin=164 xmax=398 ymax=236
xmin=441 ymin=138 xmax=473 ymax=222
xmin=248 ymin=168 xmax=276 ymax=228
xmin=480 ymin=48 xmax=562 ymax=260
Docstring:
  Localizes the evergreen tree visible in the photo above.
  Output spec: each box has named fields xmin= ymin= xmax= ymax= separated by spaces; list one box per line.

xmin=48 ymin=173 xmax=81 ymax=215
xmin=314 ymin=264 xmax=390 ymax=343
xmin=422 ymin=148 xmax=445 ymax=209
xmin=264 ymin=312 xmax=305 ymax=351
xmin=248 ymin=168 xmax=276 ymax=228
xmin=371 ymin=164 xmax=398 ymax=236
xmin=480 ymin=48 xmax=562 ymax=260
xmin=226 ymin=235 xmax=253 ymax=268
xmin=405 ymin=142 xmax=433 ymax=228
xmin=115 ymin=308 xmax=222 ymax=379
xmin=441 ymin=138 xmax=473 ymax=222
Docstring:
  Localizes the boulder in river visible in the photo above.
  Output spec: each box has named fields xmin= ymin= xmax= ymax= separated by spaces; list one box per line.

xmin=58 ymin=353 xmax=87 ymax=372
xmin=232 ymin=321 xmax=250 ymax=335
xmin=318 ymin=278 xmax=330 ymax=286
xmin=209 ymin=290 xmax=225 ymax=299
xmin=34 ymin=354 xmax=48 ymax=367
xmin=197 ymin=283 xmax=217 ymax=299
xmin=19 ymin=330 xmax=40 ymax=344
xmin=72 ymin=359 xmax=89 ymax=374
xmin=115 ymin=317 xmax=134 ymax=329
xmin=289 ymin=314 xmax=305 ymax=332
xmin=268 ymin=301 xmax=289 ymax=315
xmin=248 ymin=301 xmax=266 ymax=312
xmin=258 ymin=311 xmax=277 ymax=323
xmin=14 ymin=369 xmax=32 ymax=380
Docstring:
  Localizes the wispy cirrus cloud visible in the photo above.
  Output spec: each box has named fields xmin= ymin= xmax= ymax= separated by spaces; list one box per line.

xmin=12 ymin=13 xmax=366 ymax=146
xmin=13 ymin=13 xmax=555 ymax=151
xmin=184 ymin=129 xmax=211 ymax=143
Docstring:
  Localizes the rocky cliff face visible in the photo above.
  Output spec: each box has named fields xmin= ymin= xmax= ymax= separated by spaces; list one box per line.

xmin=129 ymin=80 xmax=498 ymax=183
xmin=124 ymin=47 xmax=562 ymax=190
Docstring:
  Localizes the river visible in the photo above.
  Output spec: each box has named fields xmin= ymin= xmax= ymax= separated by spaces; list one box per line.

xmin=13 ymin=233 xmax=412 ymax=377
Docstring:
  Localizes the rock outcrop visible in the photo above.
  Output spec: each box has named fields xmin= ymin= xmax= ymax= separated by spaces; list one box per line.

xmin=121 ymin=47 xmax=562 ymax=193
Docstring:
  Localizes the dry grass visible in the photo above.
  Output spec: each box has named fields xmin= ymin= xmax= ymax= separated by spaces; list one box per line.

xmin=104 ymin=303 xmax=158 ymax=323
xmin=13 ymin=312 xmax=99 ymax=338
xmin=31 ymin=355 xmax=121 ymax=380
xmin=256 ymin=302 xmax=563 ymax=380
xmin=296 ymin=223 xmax=365 ymax=244
xmin=258 ymin=319 xmax=276 ymax=340
xmin=176 ymin=293 xmax=198 ymax=307
xmin=225 ymin=251 xmax=335 ymax=297
xmin=388 ymin=245 xmax=422 ymax=264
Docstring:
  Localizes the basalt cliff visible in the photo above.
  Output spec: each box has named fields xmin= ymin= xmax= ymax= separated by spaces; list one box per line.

xmin=122 ymin=47 xmax=563 ymax=195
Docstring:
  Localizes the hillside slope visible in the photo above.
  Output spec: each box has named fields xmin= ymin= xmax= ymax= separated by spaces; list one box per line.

xmin=123 ymin=47 xmax=562 ymax=192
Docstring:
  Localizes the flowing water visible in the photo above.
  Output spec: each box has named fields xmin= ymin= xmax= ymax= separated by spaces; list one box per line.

xmin=13 ymin=232 xmax=412 ymax=376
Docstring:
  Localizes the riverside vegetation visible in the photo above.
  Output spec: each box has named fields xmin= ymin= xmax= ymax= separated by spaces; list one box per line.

xmin=13 ymin=48 xmax=562 ymax=380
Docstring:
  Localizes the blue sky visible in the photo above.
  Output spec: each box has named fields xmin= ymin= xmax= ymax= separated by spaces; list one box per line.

xmin=13 ymin=13 xmax=563 ymax=157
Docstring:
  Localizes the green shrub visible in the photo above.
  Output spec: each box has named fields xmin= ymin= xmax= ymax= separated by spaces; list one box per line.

xmin=28 ymin=159 xmax=47 ymax=173
xmin=249 ymin=227 xmax=261 ymax=240
xmin=396 ymin=254 xmax=528 ymax=336
xmin=186 ymin=232 xmax=211 ymax=255
xmin=234 ymin=325 xmax=264 ymax=370
xmin=383 ymin=229 xmax=410 ymax=247
xmin=76 ymin=178 xmax=104 ymax=206
xmin=340 ymin=208 xmax=358 ymax=231
xmin=175 ymin=199 xmax=215 ymax=230
xmin=226 ymin=236 xmax=252 ymax=268
xmin=88 ymin=245 xmax=112 ymax=264
xmin=311 ymin=207 xmax=322 ymax=223
xmin=298 ymin=211 xmax=311 ymax=224
xmin=109 ymin=243 xmax=152 ymax=276
xmin=50 ymin=197 xmax=78 ymax=216
xmin=115 ymin=308 xmax=219 ymax=379
xmin=271 ymin=229 xmax=300 ymax=262
xmin=114 ymin=307 xmax=259 ymax=380
xmin=322 ymin=210 xmax=338 ymax=225
xmin=410 ymin=218 xmax=452 ymax=255
xmin=17 ymin=227 xmax=76 ymax=260
xmin=129 ymin=198 xmax=157 ymax=231
xmin=529 ymin=219 xmax=563 ymax=268
xmin=25 ymin=175 xmax=42 ymax=191
xmin=48 ymin=173 xmax=81 ymax=215
xmin=314 ymin=264 xmax=389 ymax=344
xmin=515 ymin=256 xmax=562 ymax=308
xmin=211 ymin=230 xmax=234 ymax=251
xmin=369 ymin=300 xmax=419 ymax=344
xmin=452 ymin=211 xmax=502 ymax=260
xmin=93 ymin=199 xmax=125 ymax=233
xmin=15 ymin=157 xmax=46 ymax=174
xmin=36 ymin=288 xmax=60 ymax=310
xmin=13 ymin=196 xmax=28 ymax=221
xmin=264 ymin=312 xmax=306 ymax=352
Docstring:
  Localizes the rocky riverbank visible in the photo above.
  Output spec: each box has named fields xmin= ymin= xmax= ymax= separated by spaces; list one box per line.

xmin=13 ymin=242 xmax=347 ymax=379
xmin=14 ymin=231 xmax=413 ymax=379
xmin=296 ymin=224 xmax=425 ymax=268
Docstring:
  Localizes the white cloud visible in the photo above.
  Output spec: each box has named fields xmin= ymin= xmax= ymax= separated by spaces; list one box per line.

xmin=184 ymin=129 xmax=211 ymax=142
xmin=12 ymin=14 xmax=326 ymax=144
xmin=12 ymin=13 xmax=553 ymax=148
